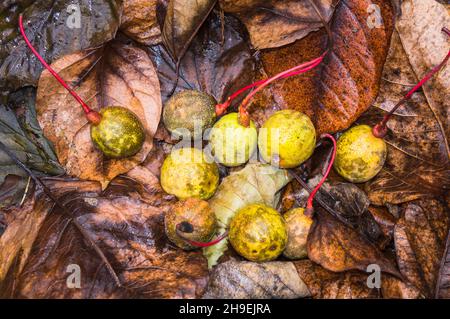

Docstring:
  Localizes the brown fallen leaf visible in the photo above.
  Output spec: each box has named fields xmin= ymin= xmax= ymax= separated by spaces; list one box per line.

xmin=255 ymin=0 xmax=395 ymax=134
xmin=436 ymin=231 xmax=450 ymax=299
xmin=2 ymin=176 xmax=208 ymax=299
xmin=394 ymin=198 xmax=449 ymax=298
xmin=307 ymin=209 xmax=400 ymax=277
xmin=361 ymin=0 xmax=450 ymax=205
xmin=120 ymin=0 xmax=162 ymax=46
xmin=203 ymin=260 xmax=310 ymax=299
xmin=36 ymin=36 xmax=162 ymax=188
xmin=381 ymin=276 xmax=423 ymax=299
xmin=219 ymin=0 xmax=334 ymax=49
xmin=294 ymin=260 xmax=379 ymax=299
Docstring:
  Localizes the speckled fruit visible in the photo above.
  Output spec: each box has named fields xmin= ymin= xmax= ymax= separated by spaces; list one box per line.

xmin=229 ymin=203 xmax=287 ymax=262
xmin=163 ymin=90 xmax=217 ymax=140
xmin=334 ymin=125 xmax=387 ymax=183
xmin=90 ymin=106 xmax=145 ymax=158
xmin=160 ymin=147 xmax=219 ymax=200
xmin=165 ymin=198 xmax=217 ymax=250
xmin=282 ymin=208 xmax=313 ymax=260
xmin=258 ymin=110 xmax=316 ymax=168
xmin=209 ymin=112 xmax=258 ymax=167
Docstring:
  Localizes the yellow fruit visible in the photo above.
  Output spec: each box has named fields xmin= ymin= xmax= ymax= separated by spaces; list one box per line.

xmin=90 ymin=106 xmax=145 ymax=158
xmin=164 ymin=198 xmax=217 ymax=250
xmin=160 ymin=147 xmax=219 ymax=200
xmin=209 ymin=113 xmax=258 ymax=167
xmin=282 ymin=208 xmax=313 ymax=260
xmin=163 ymin=90 xmax=217 ymax=140
xmin=229 ymin=203 xmax=287 ymax=262
xmin=334 ymin=125 xmax=387 ymax=183
xmin=258 ymin=110 xmax=316 ymax=168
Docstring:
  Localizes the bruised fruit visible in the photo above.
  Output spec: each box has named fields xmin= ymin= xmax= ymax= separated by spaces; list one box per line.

xmin=165 ymin=198 xmax=217 ymax=250
xmin=209 ymin=113 xmax=258 ymax=167
xmin=229 ymin=203 xmax=287 ymax=262
xmin=282 ymin=208 xmax=313 ymax=260
xmin=90 ymin=106 xmax=145 ymax=158
xmin=258 ymin=110 xmax=316 ymax=168
xmin=163 ymin=90 xmax=217 ymax=139
xmin=334 ymin=125 xmax=387 ymax=183
xmin=160 ymin=147 xmax=219 ymax=200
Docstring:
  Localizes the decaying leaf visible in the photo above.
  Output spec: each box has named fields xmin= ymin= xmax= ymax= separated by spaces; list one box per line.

xmin=148 ymin=11 xmax=256 ymax=104
xmin=203 ymin=163 xmax=291 ymax=267
xmin=0 ymin=0 xmax=122 ymax=98
xmin=255 ymin=0 xmax=395 ymax=134
xmin=295 ymin=260 xmax=379 ymax=299
xmin=219 ymin=0 xmax=334 ymax=49
xmin=203 ymin=260 xmax=310 ymax=299
xmin=1 ymin=176 xmax=208 ymax=298
xmin=36 ymin=36 xmax=162 ymax=187
xmin=436 ymin=231 xmax=450 ymax=299
xmin=363 ymin=30 xmax=449 ymax=205
xmin=120 ymin=0 xmax=162 ymax=46
xmin=161 ymin=0 xmax=217 ymax=64
xmin=394 ymin=198 xmax=449 ymax=298
xmin=381 ymin=275 xmax=423 ymax=299
xmin=307 ymin=209 xmax=400 ymax=277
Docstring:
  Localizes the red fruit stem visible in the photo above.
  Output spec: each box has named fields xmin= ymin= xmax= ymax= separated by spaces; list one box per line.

xmin=373 ymin=27 xmax=450 ymax=138
xmin=176 ymin=223 xmax=228 ymax=248
xmin=215 ymin=54 xmax=325 ymax=117
xmin=19 ymin=14 xmax=101 ymax=125
xmin=305 ymin=133 xmax=336 ymax=216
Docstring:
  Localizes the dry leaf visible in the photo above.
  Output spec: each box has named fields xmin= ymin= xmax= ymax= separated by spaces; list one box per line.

xmin=381 ymin=276 xmax=423 ymax=299
xmin=220 ymin=0 xmax=334 ymax=49
xmin=394 ymin=198 xmax=449 ymax=298
xmin=307 ymin=209 xmax=400 ymax=277
xmin=36 ymin=37 xmax=162 ymax=187
xmin=255 ymin=0 xmax=395 ymax=134
xmin=203 ymin=260 xmax=310 ymax=299
xmin=120 ymin=0 xmax=162 ymax=46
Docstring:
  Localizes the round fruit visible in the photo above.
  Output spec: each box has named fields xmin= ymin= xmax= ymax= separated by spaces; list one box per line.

xmin=229 ymin=203 xmax=287 ymax=262
xmin=283 ymin=208 xmax=313 ymax=260
xmin=258 ymin=110 xmax=316 ymax=168
xmin=209 ymin=112 xmax=258 ymax=167
xmin=165 ymin=198 xmax=217 ymax=250
xmin=90 ymin=106 xmax=145 ymax=158
xmin=163 ymin=90 xmax=217 ymax=140
xmin=160 ymin=147 xmax=219 ymax=200
xmin=333 ymin=125 xmax=387 ymax=183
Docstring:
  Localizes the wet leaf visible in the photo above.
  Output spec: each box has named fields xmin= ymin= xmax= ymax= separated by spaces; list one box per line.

xmin=203 ymin=260 xmax=310 ymax=299
xmin=0 ymin=88 xmax=63 ymax=189
xmin=295 ymin=260 xmax=379 ymax=299
xmin=120 ymin=0 xmax=161 ymax=46
xmin=307 ymin=209 xmax=400 ymax=277
xmin=36 ymin=36 xmax=162 ymax=187
xmin=1 ymin=176 xmax=208 ymax=298
xmin=361 ymin=1 xmax=450 ymax=205
xmin=220 ymin=0 xmax=334 ymax=49
xmin=255 ymin=0 xmax=395 ymax=134
xmin=161 ymin=0 xmax=217 ymax=64
xmin=394 ymin=198 xmax=449 ymax=298
xmin=0 ymin=0 xmax=122 ymax=98
xmin=148 ymin=11 xmax=256 ymax=104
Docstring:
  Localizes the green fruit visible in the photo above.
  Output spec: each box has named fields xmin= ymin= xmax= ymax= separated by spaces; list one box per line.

xmin=282 ymin=208 xmax=313 ymax=260
xmin=258 ymin=110 xmax=316 ymax=168
xmin=209 ymin=113 xmax=258 ymax=167
xmin=165 ymin=198 xmax=217 ymax=250
xmin=163 ymin=90 xmax=217 ymax=139
xmin=90 ymin=106 xmax=145 ymax=158
xmin=229 ymin=203 xmax=287 ymax=262
xmin=334 ymin=125 xmax=387 ymax=183
xmin=160 ymin=147 xmax=219 ymax=200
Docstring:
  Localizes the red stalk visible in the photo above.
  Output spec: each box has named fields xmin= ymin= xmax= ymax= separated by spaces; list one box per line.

xmin=19 ymin=14 xmax=101 ymax=125
xmin=176 ymin=223 xmax=228 ymax=248
xmin=304 ymin=133 xmax=336 ymax=217
xmin=373 ymin=27 xmax=450 ymax=138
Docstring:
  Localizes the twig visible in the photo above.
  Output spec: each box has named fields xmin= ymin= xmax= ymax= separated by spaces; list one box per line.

xmin=0 ymin=141 xmax=122 ymax=287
